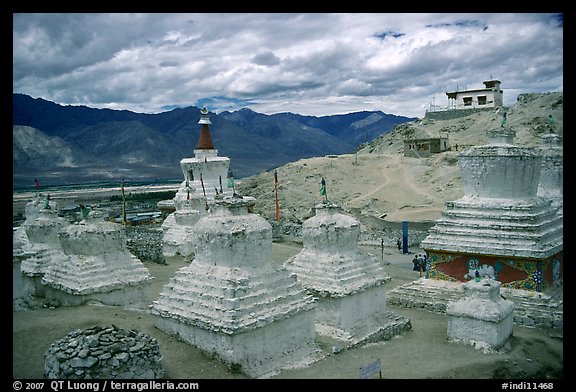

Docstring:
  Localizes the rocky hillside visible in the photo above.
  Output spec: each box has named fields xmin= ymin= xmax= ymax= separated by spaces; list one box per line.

xmin=236 ymin=92 xmax=563 ymax=242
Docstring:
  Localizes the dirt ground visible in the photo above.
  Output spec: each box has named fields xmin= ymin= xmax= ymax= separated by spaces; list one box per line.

xmin=13 ymin=243 xmax=563 ymax=382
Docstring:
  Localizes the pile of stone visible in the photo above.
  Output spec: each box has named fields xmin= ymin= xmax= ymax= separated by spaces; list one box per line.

xmin=44 ymin=325 xmax=164 ymax=379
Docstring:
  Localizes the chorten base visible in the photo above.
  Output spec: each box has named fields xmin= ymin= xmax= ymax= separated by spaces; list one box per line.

xmin=153 ymin=309 xmax=319 ymax=378
xmin=427 ymin=250 xmax=563 ymax=291
xmin=42 ymin=282 xmax=153 ymax=307
xmin=314 ymin=285 xmax=411 ymax=348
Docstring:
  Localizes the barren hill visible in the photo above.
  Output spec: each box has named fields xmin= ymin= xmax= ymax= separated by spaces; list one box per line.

xmin=236 ymin=92 xmax=563 ymax=237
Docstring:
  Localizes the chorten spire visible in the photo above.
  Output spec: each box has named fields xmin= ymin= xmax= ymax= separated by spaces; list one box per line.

xmin=196 ymin=106 xmax=215 ymax=150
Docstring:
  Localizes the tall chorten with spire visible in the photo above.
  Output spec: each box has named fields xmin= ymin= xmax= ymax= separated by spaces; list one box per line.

xmin=159 ymin=106 xmax=233 ymax=258
xmin=177 ymin=106 xmax=233 ymax=202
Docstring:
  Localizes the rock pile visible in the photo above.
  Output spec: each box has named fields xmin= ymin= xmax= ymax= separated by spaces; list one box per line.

xmin=44 ymin=325 xmax=164 ymax=379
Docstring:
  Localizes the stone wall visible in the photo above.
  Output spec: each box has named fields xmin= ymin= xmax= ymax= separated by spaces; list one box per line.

xmin=424 ymin=107 xmax=499 ymax=121
xmin=124 ymin=224 xmax=165 ymax=263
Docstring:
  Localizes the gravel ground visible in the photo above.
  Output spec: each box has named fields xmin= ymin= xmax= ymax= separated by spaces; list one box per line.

xmin=13 ymin=243 xmax=563 ymax=383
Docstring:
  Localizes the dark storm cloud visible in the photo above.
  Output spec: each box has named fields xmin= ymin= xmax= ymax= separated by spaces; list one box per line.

xmin=251 ymin=52 xmax=281 ymax=66
xmin=13 ymin=13 xmax=563 ymax=118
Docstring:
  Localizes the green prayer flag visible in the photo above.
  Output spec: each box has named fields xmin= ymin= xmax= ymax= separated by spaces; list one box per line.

xmin=320 ymin=177 xmax=326 ymax=196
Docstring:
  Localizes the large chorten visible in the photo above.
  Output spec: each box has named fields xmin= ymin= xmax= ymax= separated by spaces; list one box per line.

xmin=421 ymin=127 xmax=563 ymax=291
xmin=151 ymin=195 xmax=318 ymax=378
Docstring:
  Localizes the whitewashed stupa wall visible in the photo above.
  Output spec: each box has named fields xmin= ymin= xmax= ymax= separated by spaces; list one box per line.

xmin=40 ymin=220 xmax=154 ymax=307
xmin=537 ymin=133 xmax=563 ymax=213
xmin=285 ymin=202 xmax=411 ymax=347
xmin=17 ymin=197 xmax=69 ymax=301
xmin=161 ymin=195 xmax=207 ymax=258
xmin=421 ymin=128 xmax=563 ymax=260
xmin=447 ymin=279 xmax=515 ymax=349
xmin=458 ymin=130 xmax=541 ymax=199
xmin=152 ymin=197 xmax=318 ymax=378
xmin=178 ymin=154 xmax=232 ymax=201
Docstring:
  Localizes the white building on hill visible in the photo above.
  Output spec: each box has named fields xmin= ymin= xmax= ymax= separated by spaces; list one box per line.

xmin=446 ymin=79 xmax=503 ymax=110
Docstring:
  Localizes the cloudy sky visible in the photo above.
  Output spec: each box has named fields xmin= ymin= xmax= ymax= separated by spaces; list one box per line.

xmin=13 ymin=13 xmax=563 ymax=118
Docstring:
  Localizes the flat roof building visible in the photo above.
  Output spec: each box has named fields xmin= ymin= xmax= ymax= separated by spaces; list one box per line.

xmin=446 ymin=80 xmax=503 ymax=110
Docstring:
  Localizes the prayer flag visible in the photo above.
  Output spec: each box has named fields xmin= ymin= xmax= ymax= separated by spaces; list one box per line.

xmin=34 ymin=178 xmax=40 ymax=190
xmin=227 ymin=170 xmax=234 ymax=188
xmin=320 ymin=177 xmax=326 ymax=196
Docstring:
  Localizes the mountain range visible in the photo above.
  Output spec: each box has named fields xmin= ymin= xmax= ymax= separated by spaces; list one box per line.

xmin=12 ymin=93 xmax=415 ymax=188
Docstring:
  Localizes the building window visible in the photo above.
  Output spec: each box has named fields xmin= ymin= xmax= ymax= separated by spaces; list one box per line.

xmin=463 ymin=97 xmax=473 ymax=107
xmin=478 ymin=96 xmax=487 ymax=105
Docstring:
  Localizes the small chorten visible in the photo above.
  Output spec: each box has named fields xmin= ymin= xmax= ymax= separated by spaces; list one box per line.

xmin=447 ymin=278 xmax=515 ymax=350
xmin=285 ymin=200 xmax=411 ymax=348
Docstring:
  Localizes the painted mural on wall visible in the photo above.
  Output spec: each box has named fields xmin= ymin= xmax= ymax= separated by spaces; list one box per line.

xmin=427 ymin=251 xmax=563 ymax=291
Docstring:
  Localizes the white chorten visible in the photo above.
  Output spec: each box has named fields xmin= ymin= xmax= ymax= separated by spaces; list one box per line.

xmin=17 ymin=195 xmax=69 ymax=303
xmin=18 ymin=194 xmax=66 ymax=273
xmin=421 ymin=127 xmax=563 ymax=291
xmin=161 ymin=106 xmax=233 ymax=258
xmin=285 ymin=201 xmax=411 ymax=347
xmin=447 ymin=278 xmax=515 ymax=350
xmin=40 ymin=216 xmax=154 ymax=307
xmin=151 ymin=195 xmax=318 ymax=378
xmin=178 ymin=106 xmax=232 ymax=202
xmin=537 ymin=133 xmax=563 ymax=215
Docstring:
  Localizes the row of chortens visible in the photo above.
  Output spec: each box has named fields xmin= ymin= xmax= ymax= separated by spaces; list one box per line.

xmin=13 ymin=100 xmax=562 ymax=377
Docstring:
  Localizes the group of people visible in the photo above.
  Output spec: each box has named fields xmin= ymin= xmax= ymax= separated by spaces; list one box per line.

xmin=396 ymin=238 xmax=429 ymax=278
xmin=412 ymin=253 xmax=428 ymax=278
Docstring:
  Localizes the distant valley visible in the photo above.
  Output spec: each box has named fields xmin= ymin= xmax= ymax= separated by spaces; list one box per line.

xmin=12 ymin=93 xmax=415 ymax=188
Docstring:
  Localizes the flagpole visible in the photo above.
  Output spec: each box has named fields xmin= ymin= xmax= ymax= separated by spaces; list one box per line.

xmin=200 ymin=173 xmax=208 ymax=210
xmin=274 ymin=170 xmax=280 ymax=222
xmin=121 ymin=178 xmax=127 ymax=225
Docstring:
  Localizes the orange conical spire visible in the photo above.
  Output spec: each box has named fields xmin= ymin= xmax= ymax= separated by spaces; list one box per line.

xmin=196 ymin=106 xmax=215 ymax=150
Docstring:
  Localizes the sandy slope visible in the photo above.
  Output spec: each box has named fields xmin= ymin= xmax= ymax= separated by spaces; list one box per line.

xmin=237 ymin=92 xmax=562 ymax=225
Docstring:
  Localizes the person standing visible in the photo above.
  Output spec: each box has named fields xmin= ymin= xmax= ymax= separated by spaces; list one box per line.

xmin=417 ymin=254 xmax=425 ymax=278
xmin=412 ymin=255 xmax=420 ymax=275
xmin=397 ymin=238 xmax=402 ymax=252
